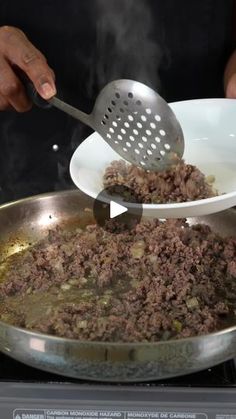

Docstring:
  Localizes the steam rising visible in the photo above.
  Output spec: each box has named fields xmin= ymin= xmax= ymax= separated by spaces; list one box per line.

xmin=90 ymin=0 xmax=161 ymax=92
xmin=71 ymin=0 xmax=162 ymax=187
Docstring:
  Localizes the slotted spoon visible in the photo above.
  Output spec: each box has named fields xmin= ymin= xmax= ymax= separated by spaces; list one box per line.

xmin=26 ymin=79 xmax=184 ymax=171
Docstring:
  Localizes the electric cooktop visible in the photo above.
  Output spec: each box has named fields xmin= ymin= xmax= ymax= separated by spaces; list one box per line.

xmin=0 ymin=354 xmax=236 ymax=419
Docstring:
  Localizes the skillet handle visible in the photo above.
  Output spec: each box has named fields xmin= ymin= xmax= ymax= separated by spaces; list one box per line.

xmin=20 ymin=73 xmax=52 ymax=109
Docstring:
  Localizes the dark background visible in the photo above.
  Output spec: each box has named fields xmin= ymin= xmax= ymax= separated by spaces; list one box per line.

xmin=0 ymin=0 xmax=234 ymax=203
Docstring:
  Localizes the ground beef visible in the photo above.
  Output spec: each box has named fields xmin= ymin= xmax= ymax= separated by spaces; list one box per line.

xmin=103 ymin=160 xmax=216 ymax=203
xmin=0 ymin=219 xmax=236 ymax=342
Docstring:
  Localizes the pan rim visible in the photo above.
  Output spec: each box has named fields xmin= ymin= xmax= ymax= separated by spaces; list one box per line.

xmin=0 ymin=315 xmax=235 ymax=348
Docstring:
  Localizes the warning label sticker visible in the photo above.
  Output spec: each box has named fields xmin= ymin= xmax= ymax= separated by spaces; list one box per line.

xmin=14 ymin=412 xmax=45 ymax=419
xmin=13 ymin=410 xmax=208 ymax=419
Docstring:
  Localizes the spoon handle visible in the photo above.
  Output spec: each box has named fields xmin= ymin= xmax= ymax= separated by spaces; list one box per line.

xmin=21 ymin=75 xmax=91 ymax=127
xmin=22 ymin=75 xmax=51 ymax=109
xmin=50 ymin=96 xmax=90 ymax=126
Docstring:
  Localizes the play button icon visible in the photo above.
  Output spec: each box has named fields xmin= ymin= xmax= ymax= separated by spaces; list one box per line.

xmin=110 ymin=201 xmax=128 ymax=219
xmin=93 ymin=185 xmax=143 ymax=233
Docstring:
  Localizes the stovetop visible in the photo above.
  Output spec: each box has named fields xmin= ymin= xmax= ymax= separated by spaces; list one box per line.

xmin=1 ymin=354 xmax=236 ymax=419
xmin=1 ymin=353 xmax=236 ymax=387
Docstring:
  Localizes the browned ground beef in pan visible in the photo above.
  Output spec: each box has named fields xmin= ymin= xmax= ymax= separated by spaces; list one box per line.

xmin=0 ymin=219 xmax=236 ymax=342
xmin=103 ymin=160 xmax=216 ymax=203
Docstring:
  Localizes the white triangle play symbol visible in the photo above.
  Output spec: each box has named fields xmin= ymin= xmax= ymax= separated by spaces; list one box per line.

xmin=110 ymin=201 xmax=128 ymax=219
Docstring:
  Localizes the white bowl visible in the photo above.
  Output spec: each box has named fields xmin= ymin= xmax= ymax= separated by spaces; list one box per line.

xmin=70 ymin=99 xmax=236 ymax=218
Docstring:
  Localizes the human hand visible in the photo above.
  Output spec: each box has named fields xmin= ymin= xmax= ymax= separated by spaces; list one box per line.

xmin=0 ymin=25 xmax=56 ymax=111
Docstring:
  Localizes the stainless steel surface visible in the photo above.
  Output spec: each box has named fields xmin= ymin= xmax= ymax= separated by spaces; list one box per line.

xmin=50 ymin=96 xmax=90 ymax=126
xmin=0 ymin=190 xmax=235 ymax=382
xmin=51 ymin=80 xmax=185 ymax=171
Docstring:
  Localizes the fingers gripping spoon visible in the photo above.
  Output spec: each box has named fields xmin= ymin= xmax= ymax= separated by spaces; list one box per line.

xmin=26 ymin=79 xmax=184 ymax=171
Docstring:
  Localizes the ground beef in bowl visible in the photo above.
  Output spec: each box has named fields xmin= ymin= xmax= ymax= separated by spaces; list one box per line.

xmin=103 ymin=160 xmax=216 ymax=203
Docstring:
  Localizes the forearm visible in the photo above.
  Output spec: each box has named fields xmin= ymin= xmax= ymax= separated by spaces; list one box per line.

xmin=224 ymin=50 xmax=236 ymax=97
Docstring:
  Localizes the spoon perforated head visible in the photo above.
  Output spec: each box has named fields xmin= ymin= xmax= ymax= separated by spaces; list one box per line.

xmin=91 ymin=79 xmax=185 ymax=171
xmin=23 ymin=76 xmax=184 ymax=171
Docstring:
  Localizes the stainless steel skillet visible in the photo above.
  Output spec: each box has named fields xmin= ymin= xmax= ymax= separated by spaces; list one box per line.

xmin=0 ymin=189 xmax=236 ymax=382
